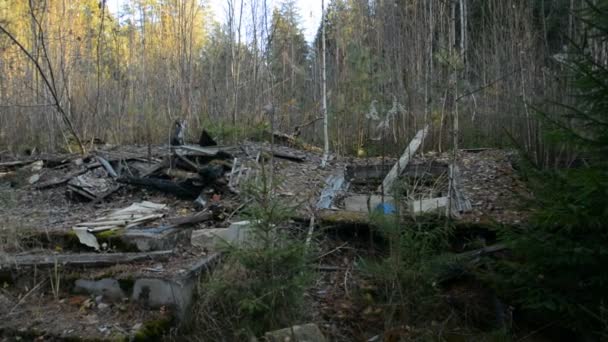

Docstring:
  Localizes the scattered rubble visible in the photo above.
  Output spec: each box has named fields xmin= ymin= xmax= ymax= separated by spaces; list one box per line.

xmin=0 ymin=129 xmax=530 ymax=339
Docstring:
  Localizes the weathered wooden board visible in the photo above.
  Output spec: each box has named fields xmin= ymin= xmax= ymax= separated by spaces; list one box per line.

xmin=449 ymin=164 xmax=473 ymax=214
xmin=0 ymin=250 xmax=173 ymax=269
xmin=379 ymin=126 xmax=429 ymax=194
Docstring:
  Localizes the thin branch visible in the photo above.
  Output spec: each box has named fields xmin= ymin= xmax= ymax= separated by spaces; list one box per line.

xmin=0 ymin=7 xmax=85 ymax=154
xmin=455 ymin=68 xmax=519 ymax=102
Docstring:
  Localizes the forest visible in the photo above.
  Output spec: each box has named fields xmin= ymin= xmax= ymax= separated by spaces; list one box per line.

xmin=0 ymin=0 xmax=607 ymax=341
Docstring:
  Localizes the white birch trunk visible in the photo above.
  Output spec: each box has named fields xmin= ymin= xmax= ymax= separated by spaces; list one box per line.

xmin=321 ymin=0 xmax=329 ymax=168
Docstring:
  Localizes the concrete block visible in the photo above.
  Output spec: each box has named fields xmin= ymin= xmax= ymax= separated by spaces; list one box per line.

xmin=191 ymin=228 xmax=236 ymax=250
xmin=344 ymin=195 xmax=394 ymax=213
xmin=191 ymin=221 xmax=256 ymax=251
xmin=409 ymin=196 xmax=448 ymax=214
xmin=131 ymin=278 xmax=195 ymax=317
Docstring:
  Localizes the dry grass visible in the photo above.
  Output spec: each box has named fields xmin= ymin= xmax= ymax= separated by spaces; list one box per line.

xmin=0 ymin=187 xmax=34 ymax=253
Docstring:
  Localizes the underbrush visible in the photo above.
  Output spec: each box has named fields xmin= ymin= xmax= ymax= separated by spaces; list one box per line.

xmin=185 ymin=165 xmax=314 ymax=341
xmin=357 ymin=188 xmax=510 ymax=340
xmin=201 ymin=119 xmax=269 ymax=144
xmin=0 ymin=188 xmax=29 ymax=253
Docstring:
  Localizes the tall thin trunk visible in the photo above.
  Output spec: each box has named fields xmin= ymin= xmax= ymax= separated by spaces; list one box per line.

xmin=321 ymin=0 xmax=329 ymax=167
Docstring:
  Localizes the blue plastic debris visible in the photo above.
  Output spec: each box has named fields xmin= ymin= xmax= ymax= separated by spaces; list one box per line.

xmin=375 ymin=202 xmax=396 ymax=214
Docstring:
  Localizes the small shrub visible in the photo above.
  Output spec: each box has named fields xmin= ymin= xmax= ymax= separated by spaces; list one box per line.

xmin=495 ymin=1 xmax=608 ymax=337
xmin=200 ymin=118 xmax=269 ymax=144
xmin=190 ymin=163 xmax=313 ymax=340
xmin=360 ymin=200 xmax=454 ymax=329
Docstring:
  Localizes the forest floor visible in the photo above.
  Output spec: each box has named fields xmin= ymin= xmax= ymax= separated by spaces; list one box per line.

xmin=0 ymin=139 xmax=530 ymax=341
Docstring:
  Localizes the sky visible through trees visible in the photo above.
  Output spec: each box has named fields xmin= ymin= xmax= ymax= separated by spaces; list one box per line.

xmin=107 ymin=0 xmax=323 ymax=41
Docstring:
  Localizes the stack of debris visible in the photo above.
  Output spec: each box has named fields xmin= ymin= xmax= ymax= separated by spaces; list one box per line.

xmin=0 ymin=128 xmax=329 ymax=340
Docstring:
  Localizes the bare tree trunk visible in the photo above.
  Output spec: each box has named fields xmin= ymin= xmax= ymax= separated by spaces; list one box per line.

xmin=321 ymin=0 xmax=329 ymax=168
xmin=0 ymin=3 xmax=85 ymax=154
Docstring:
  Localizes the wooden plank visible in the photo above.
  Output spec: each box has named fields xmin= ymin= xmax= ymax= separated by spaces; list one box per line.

xmin=449 ymin=164 xmax=472 ymax=214
xmin=0 ymin=250 xmax=173 ymax=269
xmin=316 ymin=170 xmax=348 ymax=209
xmin=75 ymin=220 xmax=129 ymax=227
xmin=167 ymin=211 xmax=213 ymax=227
xmin=344 ymin=195 xmax=394 ymax=213
xmin=378 ymin=125 xmax=429 ymax=194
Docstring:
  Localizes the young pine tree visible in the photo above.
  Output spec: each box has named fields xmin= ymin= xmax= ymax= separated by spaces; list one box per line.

xmin=497 ymin=0 xmax=608 ymax=337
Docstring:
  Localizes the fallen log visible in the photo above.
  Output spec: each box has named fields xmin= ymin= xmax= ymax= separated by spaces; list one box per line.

xmin=0 ymin=250 xmax=173 ymax=269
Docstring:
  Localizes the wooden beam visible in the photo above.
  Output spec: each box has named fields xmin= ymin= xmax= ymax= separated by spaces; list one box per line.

xmin=379 ymin=126 xmax=429 ymax=194
xmin=449 ymin=164 xmax=472 ymax=214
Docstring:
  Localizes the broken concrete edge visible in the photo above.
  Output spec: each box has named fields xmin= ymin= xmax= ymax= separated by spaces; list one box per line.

xmin=181 ymin=251 xmax=222 ymax=280
xmin=265 ymin=323 xmax=327 ymax=342
xmin=292 ymin=209 xmax=520 ymax=234
xmin=343 ymin=194 xmax=448 ymax=215
xmin=190 ymin=221 xmax=260 ymax=252
xmin=69 ymin=252 xmax=222 ymax=320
